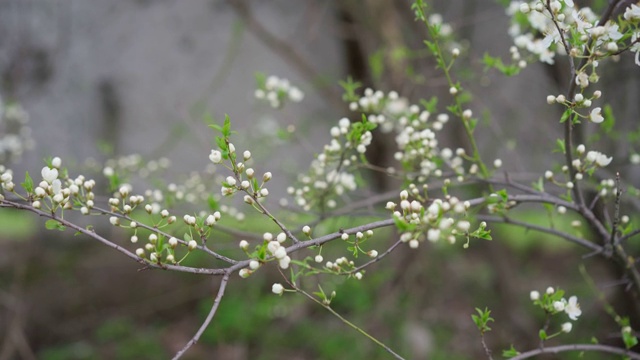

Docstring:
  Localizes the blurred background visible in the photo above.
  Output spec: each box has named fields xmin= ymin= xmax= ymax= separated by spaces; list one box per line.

xmin=1 ymin=0 xmax=639 ymax=359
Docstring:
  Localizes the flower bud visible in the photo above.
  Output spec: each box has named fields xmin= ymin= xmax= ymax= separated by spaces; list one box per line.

xmin=188 ymin=240 xmax=198 ymax=251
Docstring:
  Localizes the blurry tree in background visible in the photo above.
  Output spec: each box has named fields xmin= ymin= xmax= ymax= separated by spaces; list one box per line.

xmin=1 ymin=0 xmax=640 ymax=359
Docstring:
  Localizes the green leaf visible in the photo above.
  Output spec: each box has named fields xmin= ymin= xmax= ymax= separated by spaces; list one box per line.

xmin=560 ymin=108 xmax=572 ymax=123
xmin=222 ymin=114 xmax=232 ymax=137
xmin=471 ymin=307 xmax=493 ymax=333
xmin=482 ymin=53 xmax=520 ymax=76
xmin=368 ymin=49 xmax=384 ymax=82
xmin=497 ymin=189 xmax=509 ymax=202
xmin=254 ymin=72 xmax=266 ymax=88
xmin=471 ymin=228 xmax=492 ymax=241
xmin=532 ymin=177 xmax=544 ymax=192
xmin=338 ymin=76 xmax=362 ymax=103
xmin=502 ymin=345 xmax=520 ymax=358
xmin=208 ymin=123 xmax=223 ymax=132
xmin=207 ymin=195 xmax=219 ymax=211
xmin=469 ymin=118 xmax=478 ymax=132
xmin=420 ymin=97 xmax=438 ymax=113
xmin=45 ymin=219 xmax=66 ymax=231
xmin=393 ymin=217 xmax=416 ymax=232
xmin=21 ymin=171 xmax=33 ymax=193
xmin=554 ymin=138 xmax=566 ymax=154
xmin=622 ymin=330 xmax=638 ymax=349
xmin=602 ymin=104 xmax=615 ymax=134
xmin=107 ymin=172 xmax=121 ymax=193
xmin=539 ymin=329 xmax=547 ymax=340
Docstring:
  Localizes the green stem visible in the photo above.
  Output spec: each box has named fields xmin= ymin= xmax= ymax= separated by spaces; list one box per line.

xmin=293 ymin=283 xmax=405 ymax=360
xmin=415 ymin=3 xmax=490 ymax=181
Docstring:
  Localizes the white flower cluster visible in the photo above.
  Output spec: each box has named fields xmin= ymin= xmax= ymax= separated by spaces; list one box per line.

xmin=324 ymin=255 xmax=362 ymax=280
xmin=530 ymin=287 xmax=582 ymax=333
xmin=0 ymin=166 xmax=14 ymax=197
xmin=19 ymin=159 xmax=99 ymax=212
xmin=285 ymin=117 xmax=364 ymax=211
xmin=545 ymin=144 xmax=612 ymax=188
xmin=350 ymin=89 xmax=473 ymax=183
xmin=546 ymin=91 xmax=604 ymax=125
xmin=597 ymin=177 xmax=618 ymax=197
xmin=266 ymin=238 xmax=291 ymax=269
xmin=238 ymin=232 xmax=291 ymax=279
xmin=288 ymin=88 xmax=469 ymax=212
xmin=387 ymin=186 xmax=472 ymax=249
xmin=255 ymin=75 xmax=304 ymax=108
xmin=507 ymin=0 xmax=640 ymax=66
xmin=0 ymin=96 xmax=34 ymax=164
xmin=209 ymin=146 xmax=273 ymax=207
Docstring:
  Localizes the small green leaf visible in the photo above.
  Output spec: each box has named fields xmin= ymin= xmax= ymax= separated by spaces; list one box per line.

xmin=255 ymin=72 xmax=266 ymax=88
xmin=45 ymin=219 xmax=65 ymax=231
xmin=420 ymin=96 xmax=438 ymax=113
xmin=393 ymin=217 xmax=416 ymax=232
xmin=471 ymin=307 xmax=494 ymax=333
xmin=539 ymin=329 xmax=547 ymax=340
xmin=622 ymin=330 xmax=638 ymax=349
xmin=222 ymin=114 xmax=232 ymax=137
xmin=602 ymin=104 xmax=615 ymax=134
xmin=554 ymin=138 xmax=566 ymax=154
xmin=338 ymin=76 xmax=362 ymax=103
xmin=469 ymin=118 xmax=478 ymax=132
xmin=560 ymin=108 xmax=572 ymax=123
xmin=502 ymin=345 xmax=520 ymax=358
xmin=21 ymin=171 xmax=33 ymax=193
xmin=368 ymin=49 xmax=384 ymax=82
xmin=207 ymin=195 xmax=219 ymax=211
xmin=532 ymin=177 xmax=544 ymax=192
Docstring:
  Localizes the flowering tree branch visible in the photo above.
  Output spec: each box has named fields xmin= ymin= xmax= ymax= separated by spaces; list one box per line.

xmin=1 ymin=0 xmax=640 ymax=358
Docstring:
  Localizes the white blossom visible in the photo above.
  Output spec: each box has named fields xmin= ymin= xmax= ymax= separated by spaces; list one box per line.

xmin=272 ymin=283 xmax=284 ymax=295
xmin=530 ymin=290 xmax=540 ymax=301
xmin=209 ymin=150 xmax=222 ymax=164
xmin=589 ymin=107 xmax=604 ymax=123
xmin=565 ymin=296 xmax=582 ymax=320
xmin=41 ymin=167 xmax=58 ymax=184
xmin=624 ymin=4 xmax=640 ymax=21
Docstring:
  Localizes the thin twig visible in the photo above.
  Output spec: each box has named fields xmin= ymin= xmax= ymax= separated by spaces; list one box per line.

xmin=287 ymin=280 xmax=405 ymax=360
xmin=351 ymin=239 xmax=402 ymax=273
xmin=480 ymin=333 xmax=493 ymax=360
xmin=1 ymin=199 xmax=227 ymax=275
xmin=93 ymin=206 xmax=238 ymax=264
xmin=286 ymin=218 xmax=396 ymax=253
xmin=610 ymin=172 xmax=622 ymax=247
xmin=618 ymin=228 xmax=640 ymax=244
xmin=172 ymin=273 xmax=231 ymax=360
xmin=477 ymin=215 xmax=602 ymax=252
xmin=509 ymin=343 xmax=640 ymax=360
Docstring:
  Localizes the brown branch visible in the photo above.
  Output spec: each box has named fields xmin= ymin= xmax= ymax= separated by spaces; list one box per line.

xmin=92 ymin=206 xmax=238 ymax=264
xmin=172 ymin=272 xmax=231 ymax=360
xmin=0 ymin=199 xmax=227 ymax=275
xmin=510 ymin=343 xmax=640 ymax=360
xmin=477 ymin=215 xmax=602 ymax=252
xmin=351 ymin=239 xmax=402 ymax=273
